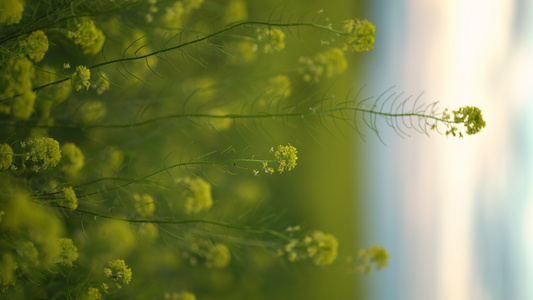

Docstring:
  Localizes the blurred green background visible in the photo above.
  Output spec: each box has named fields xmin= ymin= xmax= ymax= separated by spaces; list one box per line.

xmin=1 ymin=0 xmax=375 ymax=299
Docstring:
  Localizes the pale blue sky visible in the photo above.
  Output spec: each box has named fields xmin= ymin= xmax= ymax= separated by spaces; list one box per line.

xmin=362 ymin=0 xmax=533 ymax=299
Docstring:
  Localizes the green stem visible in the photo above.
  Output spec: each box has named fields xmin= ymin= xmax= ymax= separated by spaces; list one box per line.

xmin=71 ymin=207 xmax=293 ymax=242
xmin=36 ymin=158 xmax=277 ymax=199
xmin=2 ymin=106 xmax=462 ymax=129
xmin=24 ymin=21 xmax=346 ymax=95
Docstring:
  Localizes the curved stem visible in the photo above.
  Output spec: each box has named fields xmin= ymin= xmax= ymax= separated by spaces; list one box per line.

xmin=71 ymin=207 xmax=293 ymax=242
xmin=36 ymin=158 xmax=277 ymax=199
xmin=3 ymin=106 xmax=462 ymax=129
xmin=24 ymin=21 xmax=346 ymax=95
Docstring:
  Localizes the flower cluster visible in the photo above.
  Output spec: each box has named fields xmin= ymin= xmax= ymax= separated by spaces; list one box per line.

xmin=182 ymin=176 xmax=213 ymax=215
xmin=55 ymin=238 xmax=78 ymax=267
xmin=77 ymin=100 xmax=107 ymax=124
xmin=299 ymin=47 xmax=347 ymax=82
xmin=305 ymin=231 xmax=339 ymax=265
xmin=0 ymin=253 xmax=16 ymax=288
xmin=258 ymin=28 xmax=286 ymax=54
xmin=229 ymin=40 xmax=258 ymax=63
xmin=259 ymin=75 xmax=292 ymax=105
xmin=104 ymin=259 xmax=132 ymax=288
xmin=274 ymin=144 xmax=298 ymax=173
xmin=355 ymin=245 xmax=390 ymax=274
xmin=256 ymin=144 xmax=298 ymax=175
xmin=0 ymin=57 xmax=36 ymax=119
xmin=62 ymin=186 xmax=78 ymax=210
xmin=72 ymin=65 xmax=91 ymax=91
xmin=223 ymin=0 xmax=247 ymax=25
xmin=133 ymin=193 xmax=155 ymax=217
xmin=0 ymin=143 xmax=14 ymax=170
xmin=164 ymin=291 xmax=197 ymax=300
xmin=16 ymin=241 xmax=39 ymax=272
xmin=163 ymin=0 xmax=205 ymax=27
xmin=136 ymin=223 xmax=159 ymax=244
xmin=342 ymin=19 xmax=376 ymax=52
xmin=184 ymin=240 xmax=231 ymax=269
xmin=443 ymin=106 xmax=486 ymax=137
xmin=278 ymin=229 xmax=339 ymax=266
xmin=92 ymin=73 xmax=110 ymax=95
xmin=19 ymin=30 xmax=49 ymax=62
xmin=208 ymin=108 xmax=232 ymax=131
xmin=61 ymin=143 xmax=85 ymax=177
xmin=21 ymin=137 xmax=61 ymax=172
xmin=68 ymin=20 xmax=105 ymax=55
xmin=205 ymin=243 xmax=231 ymax=268
xmin=80 ymin=287 xmax=103 ymax=300
xmin=0 ymin=0 xmax=24 ymax=25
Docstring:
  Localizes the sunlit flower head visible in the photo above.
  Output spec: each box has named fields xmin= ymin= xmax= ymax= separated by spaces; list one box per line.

xmin=342 ymin=19 xmax=376 ymax=52
xmin=307 ymin=231 xmax=338 ymax=266
xmin=356 ymin=245 xmax=390 ymax=274
xmin=72 ymin=65 xmax=91 ymax=91
xmin=275 ymin=144 xmax=298 ymax=173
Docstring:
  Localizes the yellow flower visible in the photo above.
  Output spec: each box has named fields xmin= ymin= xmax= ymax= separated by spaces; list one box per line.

xmin=80 ymin=287 xmax=103 ymax=300
xmin=61 ymin=143 xmax=85 ymax=176
xmin=77 ymin=100 xmax=107 ymax=124
xmin=342 ymin=19 xmax=376 ymax=52
xmin=208 ymin=108 xmax=232 ymax=132
xmin=62 ymin=186 xmax=78 ymax=210
xmin=445 ymin=106 xmax=486 ymax=137
xmin=11 ymin=90 xmax=36 ymax=119
xmin=56 ymin=238 xmax=78 ymax=267
xmin=0 ymin=253 xmax=16 ymax=288
xmin=0 ymin=143 xmax=14 ymax=170
xmin=19 ymin=30 xmax=49 ymax=62
xmin=316 ymin=48 xmax=347 ymax=77
xmin=21 ymin=137 xmax=61 ymax=172
xmin=300 ymin=48 xmax=347 ymax=82
xmin=205 ymin=243 xmax=231 ymax=268
xmin=274 ymin=144 xmax=298 ymax=173
xmin=308 ymin=231 xmax=338 ymax=266
xmin=16 ymin=241 xmax=39 ymax=271
xmin=259 ymin=28 xmax=286 ymax=53
xmin=229 ymin=40 xmax=257 ymax=63
xmin=0 ymin=0 xmax=24 ymax=25
xmin=180 ymin=291 xmax=197 ymax=300
xmin=68 ymin=20 xmax=105 ymax=55
xmin=183 ymin=177 xmax=213 ymax=215
xmin=104 ymin=259 xmax=132 ymax=288
xmin=133 ymin=193 xmax=155 ymax=217
xmin=356 ymin=245 xmax=390 ymax=274
xmin=72 ymin=65 xmax=91 ymax=91
xmin=0 ymin=57 xmax=36 ymax=119
xmin=223 ymin=0 xmax=247 ymax=24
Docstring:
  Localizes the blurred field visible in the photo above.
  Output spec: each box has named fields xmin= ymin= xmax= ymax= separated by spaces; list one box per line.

xmin=0 ymin=0 xmax=374 ymax=299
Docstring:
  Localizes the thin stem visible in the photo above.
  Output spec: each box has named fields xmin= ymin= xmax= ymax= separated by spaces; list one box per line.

xmin=37 ymin=158 xmax=277 ymax=199
xmin=69 ymin=207 xmax=293 ymax=242
xmin=19 ymin=21 xmax=346 ymax=96
xmin=3 ymin=106 xmax=462 ymax=129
